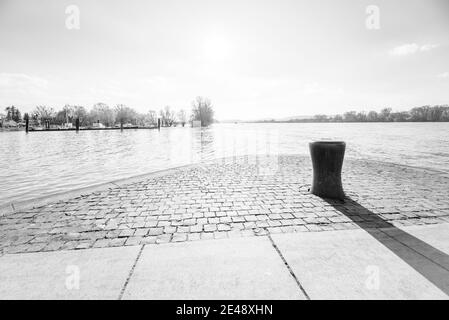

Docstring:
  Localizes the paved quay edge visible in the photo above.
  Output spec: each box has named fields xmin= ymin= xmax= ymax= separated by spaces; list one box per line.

xmin=1 ymin=154 xmax=448 ymax=217
xmin=1 ymin=154 xmax=449 ymax=256
xmin=0 ymin=162 xmax=202 ymax=217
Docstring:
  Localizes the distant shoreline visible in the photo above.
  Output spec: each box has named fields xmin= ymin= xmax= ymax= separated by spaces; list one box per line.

xmin=219 ymin=120 xmax=449 ymax=124
xmin=224 ymin=105 xmax=449 ymax=123
xmin=242 ymin=120 xmax=449 ymax=123
xmin=2 ymin=121 xmax=449 ymax=132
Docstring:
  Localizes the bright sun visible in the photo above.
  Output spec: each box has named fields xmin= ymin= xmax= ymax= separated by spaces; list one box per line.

xmin=202 ymin=36 xmax=231 ymax=62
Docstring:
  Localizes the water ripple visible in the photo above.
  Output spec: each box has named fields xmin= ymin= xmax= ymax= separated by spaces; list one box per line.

xmin=0 ymin=122 xmax=448 ymax=206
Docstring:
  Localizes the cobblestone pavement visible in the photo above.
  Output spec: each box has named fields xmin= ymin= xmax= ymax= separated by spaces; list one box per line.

xmin=1 ymin=155 xmax=449 ymax=255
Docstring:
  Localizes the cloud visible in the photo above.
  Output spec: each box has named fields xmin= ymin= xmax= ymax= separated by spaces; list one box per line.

xmin=420 ymin=44 xmax=440 ymax=52
xmin=0 ymin=73 xmax=49 ymax=101
xmin=389 ymin=43 xmax=440 ymax=56
xmin=0 ymin=73 xmax=48 ymax=88
xmin=437 ymin=72 xmax=449 ymax=79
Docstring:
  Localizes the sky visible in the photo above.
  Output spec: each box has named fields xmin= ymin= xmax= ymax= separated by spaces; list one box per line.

xmin=0 ymin=0 xmax=448 ymax=120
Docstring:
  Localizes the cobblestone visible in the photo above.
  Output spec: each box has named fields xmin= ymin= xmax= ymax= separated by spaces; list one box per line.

xmin=1 ymin=155 xmax=449 ymax=255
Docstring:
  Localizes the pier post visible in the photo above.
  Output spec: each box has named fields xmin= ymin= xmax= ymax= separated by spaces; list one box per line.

xmin=158 ymin=118 xmax=161 ymax=130
xmin=309 ymin=141 xmax=346 ymax=200
xmin=25 ymin=114 xmax=29 ymax=133
xmin=76 ymin=118 xmax=80 ymax=131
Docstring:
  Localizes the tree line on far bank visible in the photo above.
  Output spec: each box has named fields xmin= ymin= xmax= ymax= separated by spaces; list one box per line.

xmin=258 ymin=105 xmax=449 ymax=123
xmin=0 ymin=96 xmax=214 ymax=128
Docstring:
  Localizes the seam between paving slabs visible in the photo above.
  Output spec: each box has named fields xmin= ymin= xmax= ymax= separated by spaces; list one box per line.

xmin=118 ymin=244 xmax=146 ymax=300
xmin=267 ymin=234 xmax=311 ymax=300
xmin=378 ymin=228 xmax=449 ymax=273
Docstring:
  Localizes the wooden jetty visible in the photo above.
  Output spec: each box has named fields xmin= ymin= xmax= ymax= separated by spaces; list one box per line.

xmin=27 ymin=126 xmax=158 ymax=132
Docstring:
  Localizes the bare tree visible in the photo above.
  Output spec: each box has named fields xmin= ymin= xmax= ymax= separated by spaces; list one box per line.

xmin=33 ymin=106 xmax=56 ymax=126
xmin=5 ymin=106 xmax=22 ymax=122
xmin=147 ymin=110 xmax=157 ymax=125
xmin=159 ymin=106 xmax=176 ymax=127
xmin=90 ymin=103 xmax=115 ymax=127
xmin=177 ymin=109 xmax=187 ymax=127
xmin=62 ymin=104 xmax=74 ymax=124
xmin=135 ymin=111 xmax=156 ymax=127
xmin=0 ymin=112 xmax=5 ymax=127
xmin=379 ymin=108 xmax=392 ymax=121
xmin=191 ymin=96 xmax=214 ymax=127
xmin=71 ymin=106 xmax=88 ymax=125
xmin=367 ymin=111 xmax=378 ymax=122
xmin=115 ymin=104 xmax=137 ymax=128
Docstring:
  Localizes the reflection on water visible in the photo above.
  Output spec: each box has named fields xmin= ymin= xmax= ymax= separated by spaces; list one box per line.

xmin=0 ymin=122 xmax=448 ymax=206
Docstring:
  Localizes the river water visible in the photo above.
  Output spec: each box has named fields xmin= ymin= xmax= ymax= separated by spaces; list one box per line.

xmin=1 ymin=122 xmax=448 ymax=206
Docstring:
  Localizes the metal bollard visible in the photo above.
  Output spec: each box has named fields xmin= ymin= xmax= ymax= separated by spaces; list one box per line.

xmin=309 ymin=141 xmax=346 ymax=200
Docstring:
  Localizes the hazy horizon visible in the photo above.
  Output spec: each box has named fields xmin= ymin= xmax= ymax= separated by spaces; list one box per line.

xmin=1 ymin=0 xmax=449 ymax=121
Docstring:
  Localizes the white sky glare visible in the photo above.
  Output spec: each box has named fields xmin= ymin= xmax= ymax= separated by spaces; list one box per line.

xmin=0 ymin=0 xmax=448 ymax=120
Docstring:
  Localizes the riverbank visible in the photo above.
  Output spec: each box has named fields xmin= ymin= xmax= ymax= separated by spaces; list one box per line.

xmin=1 ymin=154 xmax=449 ymax=255
xmin=2 ymin=123 xmax=449 ymax=206
xmin=1 ymin=154 xmax=449 ymax=299
xmin=0 ymin=127 xmax=23 ymax=132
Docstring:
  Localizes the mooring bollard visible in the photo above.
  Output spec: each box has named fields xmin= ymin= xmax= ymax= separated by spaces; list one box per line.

xmin=309 ymin=141 xmax=346 ymax=200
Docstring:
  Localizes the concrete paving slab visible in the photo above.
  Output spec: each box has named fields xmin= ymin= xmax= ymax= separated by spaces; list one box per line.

xmin=381 ymin=223 xmax=449 ymax=266
xmin=271 ymin=229 xmax=449 ymax=299
xmin=122 ymin=236 xmax=305 ymax=299
xmin=378 ymin=223 xmax=449 ymax=294
xmin=0 ymin=246 xmax=140 ymax=299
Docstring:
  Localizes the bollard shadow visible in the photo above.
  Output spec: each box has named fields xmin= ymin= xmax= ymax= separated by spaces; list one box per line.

xmin=323 ymin=197 xmax=449 ymax=296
